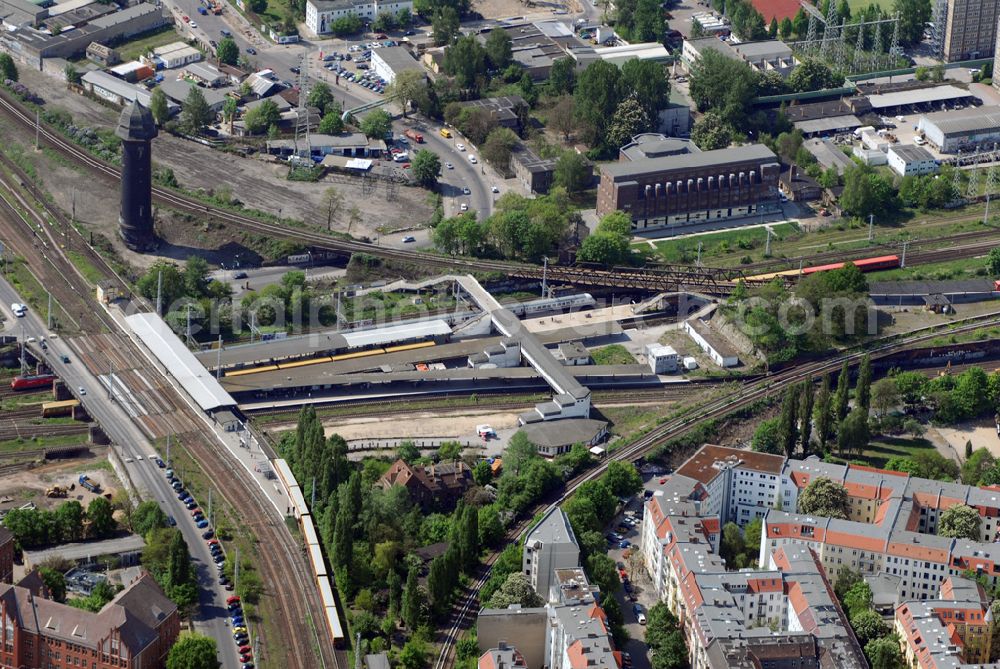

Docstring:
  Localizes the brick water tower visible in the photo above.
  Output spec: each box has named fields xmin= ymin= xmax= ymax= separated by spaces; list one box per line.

xmin=116 ymin=101 xmax=157 ymax=251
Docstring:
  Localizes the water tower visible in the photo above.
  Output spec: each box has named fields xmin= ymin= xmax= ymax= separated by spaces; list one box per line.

xmin=116 ymin=101 xmax=157 ymax=251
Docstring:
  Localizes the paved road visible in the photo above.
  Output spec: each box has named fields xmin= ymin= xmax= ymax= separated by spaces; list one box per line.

xmin=607 ymin=497 xmax=653 ymax=669
xmin=209 ymin=263 xmax=346 ymax=294
xmin=0 ymin=281 xmax=241 ymax=669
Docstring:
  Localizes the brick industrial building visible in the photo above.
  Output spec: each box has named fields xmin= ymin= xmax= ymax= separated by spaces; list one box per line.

xmin=0 ymin=529 xmax=12 ymax=584
xmin=0 ymin=571 xmax=179 ymax=669
xmin=595 ymin=143 xmax=780 ymax=232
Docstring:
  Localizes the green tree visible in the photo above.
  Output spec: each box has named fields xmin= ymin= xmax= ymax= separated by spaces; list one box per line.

xmin=838 ymin=407 xmax=871 ymax=458
xmin=719 ymin=521 xmax=745 ymax=565
xmin=400 ymin=639 xmax=429 ymax=669
xmin=39 ymin=567 xmax=66 ymax=602
xmin=574 ymin=60 xmax=623 ymax=143
xmin=54 ymin=501 xmax=84 ymax=542
xmin=865 ymin=635 xmax=905 ymax=669
xmin=360 ymin=109 xmax=392 ymax=139
xmin=432 ymin=6 xmax=460 ymax=45
xmin=576 ymin=232 xmax=630 ymax=266
xmin=0 ymin=53 xmax=18 ymax=82
xmin=604 ymin=460 xmax=642 ymax=497
xmin=779 ymin=16 xmax=793 ymax=38
xmin=621 ymin=59 xmax=670 ymax=127
xmin=549 ymin=57 xmax=576 ymax=95
xmin=131 ymin=500 xmax=167 ymax=538
xmin=87 ymin=497 xmax=115 ymax=539
xmin=248 ymin=0 xmax=266 ymax=11
xmin=833 ymin=360 xmax=851 ymax=422
xmin=856 ymin=354 xmax=872 ymax=414
xmin=786 ymin=59 xmax=839 ymax=92
xmin=851 ymin=609 xmax=888 ymax=647
xmin=843 ymin=580 xmax=873 ymax=619
xmin=167 ymin=634 xmax=220 ymax=669
xmin=150 ymin=87 xmax=169 ymax=126
xmin=482 ymin=127 xmax=518 ymax=171
xmin=329 ymin=13 xmax=364 ymax=35
xmin=987 ymin=247 xmax=1000 ymax=276
xmin=484 ymin=28 xmax=513 ymax=69
xmin=402 ymin=565 xmax=421 ymax=630
xmin=397 ymin=440 xmax=420 ymax=463
xmin=216 ymin=37 xmax=239 ymax=65
xmin=487 ymin=572 xmax=544 ymax=607
xmin=779 ymin=384 xmax=799 ymax=458
xmin=318 ymin=108 xmax=345 ymax=134
xmin=799 ymin=379 xmax=815 ymax=452
xmin=798 ymin=477 xmax=850 ymax=519
xmin=387 ymin=70 xmax=428 ymax=118
xmin=688 ymin=48 xmax=758 ymax=128
xmin=607 ymin=97 xmax=650 ymax=150
xmin=244 ymin=100 xmax=281 ymax=134
xmin=690 ymin=111 xmax=734 ymax=150
xmin=443 ymin=35 xmax=488 ymax=89
xmin=308 ymin=81 xmax=334 ymax=114
xmin=478 ymin=505 xmax=504 ymax=546
xmin=411 ymin=149 xmax=442 ymax=188
xmin=961 ymin=448 xmax=996 ymax=485
xmin=814 ymin=374 xmax=834 ymax=450
xmin=752 ymin=417 xmax=782 ymax=454
xmin=184 ymin=255 xmax=209 ymax=297
xmin=166 ymin=530 xmax=197 ymax=608
xmin=871 ymin=377 xmax=899 ymax=419
xmin=938 ymin=504 xmax=981 ymax=540
xmin=553 ymin=152 xmax=591 ymax=194
xmin=840 ymin=163 xmax=897 ymax=220
xmin=893 ymin=0 xmax=931 ymax=46
xmin=182 ymin=86 xmax=213 ymax=134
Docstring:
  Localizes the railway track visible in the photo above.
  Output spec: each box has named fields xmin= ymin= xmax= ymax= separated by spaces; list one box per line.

xmin=431 ymin=310 xmax=1000 ymax=669
xmin=0 ymin=106 xmax=335 ymax=668
xmin=176 ymin=432 xmax=334 ymax=669
xmin=0 ymin=421 xmax=88 ymax=440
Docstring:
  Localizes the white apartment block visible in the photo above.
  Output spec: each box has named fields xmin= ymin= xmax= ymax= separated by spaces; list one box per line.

xmin=305 ymin=0 xmax=412 ymax=35
xmin=523 ymin=507 xmax=580 ymax=602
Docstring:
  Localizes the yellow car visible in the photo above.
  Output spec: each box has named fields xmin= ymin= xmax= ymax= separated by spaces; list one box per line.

xmin=233 ymin=626 xmax=247 ymax=635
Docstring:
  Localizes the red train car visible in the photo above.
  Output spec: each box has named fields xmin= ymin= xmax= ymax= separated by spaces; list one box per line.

xmin=11 ymin=374 xmax=56 ymax=390
xmin=800 ymin=255 xmax=900 ymax=276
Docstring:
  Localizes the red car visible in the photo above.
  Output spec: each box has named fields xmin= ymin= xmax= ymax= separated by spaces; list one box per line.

xmin=182 ymin=14 xmax=189 ymax=21
xmin=207 ymin=539 xmax=219 ymax=546
xmin=191 ymin=508 xmax=202 ymax=516
xmin=227 ymin=596 xmax=241 ymax=605
xmin=239 ymin=646 xmax=252 ymax=655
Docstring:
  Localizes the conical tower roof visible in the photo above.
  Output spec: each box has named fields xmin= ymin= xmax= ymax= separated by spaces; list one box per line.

xmin=116 ymin=100 xmax=158 ymax=141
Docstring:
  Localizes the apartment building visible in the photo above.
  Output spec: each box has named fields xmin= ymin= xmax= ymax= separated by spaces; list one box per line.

xmin=894 ymin=576 xmax=993 ymax=668
xmin=523 ymin=508 xmax=580 ymax=601
xmin=305 ymin=0 xmax=413 ymax=35
xmin=639 ymin=452 xmax=866 ymax=668
xmin=942 ymin=0 xmax=1000 ymax=61
xmin=477 ymin=568 xmax=619 ymax=669
xmin=760 ymin=454 xmax=1000 ymax=603
xmin=0 ymin=572 xmax=179 ymax=669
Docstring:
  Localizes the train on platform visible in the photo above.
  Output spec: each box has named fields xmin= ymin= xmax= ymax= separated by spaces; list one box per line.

xmin=11 ymin=373 xmax=57 ymax=390
xmin=505 ymin=293 xmax=596 ymax=317
xmin=743 ymin=255 xmax=900 ymax=282
xmin=224 ymin=340 xmax=437 ymax=378
xmin=273 ymin=458 xmax=345 ymax=648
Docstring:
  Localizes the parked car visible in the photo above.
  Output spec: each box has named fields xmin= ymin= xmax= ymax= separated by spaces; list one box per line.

xmin=197 ymin=519 xmax=209 ymax=528
xmin=246 ymin=47 xmax=256 ymax=55
xmin=166 ymin=515 xmax=176 ymax=527
xmin=203 ymin=529 xmax=215 ymax=539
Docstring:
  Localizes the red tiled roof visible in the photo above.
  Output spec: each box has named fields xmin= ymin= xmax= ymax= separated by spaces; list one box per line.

xmin=675 ymin=444 xmax=784 ymax=486
xmin=749 ymin=0 xmax=801 ymax=22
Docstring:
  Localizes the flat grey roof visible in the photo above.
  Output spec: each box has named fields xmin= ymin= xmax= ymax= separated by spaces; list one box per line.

xmin=522 ymin=418 xmax=607 ymax=449
xmin=125 ymin=312 xmax=236 ymax=411
xmin=25 ymin=535 xmax=146 ymax=564
xmin=82 ymin=70 xmax=152 ymax=106
xmin=197 ymin=331 xmax=349 ymax=368
xmin=372 ymin=46 xmax=422 ymax=73
xmin=868 ymin=84 xmax=971 ymax=110
xmin=689 ymin=318 xmax=738 ymax=359
xmin=920 ymin=105 xmax=1000 ymax=135
xmin=600 ymin=144 xmax=777 ymax=179
xmin=527 ymin=507 xmax=577 ymax=546
xmin=731 ymin=40 xmax=793 ymax=59
xmin=794 ymin=114 xmax=862 ymax=134
xmin=889 ymin=144 xmax=935 ymax=163
xmin=869 ymin=279 xmax=996 ymax=295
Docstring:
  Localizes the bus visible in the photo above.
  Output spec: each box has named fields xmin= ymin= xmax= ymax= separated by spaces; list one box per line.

xmin=439 ymin=128 xmax=452 ymax=138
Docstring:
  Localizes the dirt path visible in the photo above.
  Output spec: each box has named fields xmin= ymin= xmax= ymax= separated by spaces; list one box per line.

xmin=321 ymin=409 xmax=521 ymax=441
xmin=930 ymin=419 xmax=1000 ymax=462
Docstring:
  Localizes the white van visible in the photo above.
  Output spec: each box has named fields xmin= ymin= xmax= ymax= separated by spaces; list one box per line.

xmin=914 ymin=136 xmax=927 ymax=146
xmin=10 ymin=303 xmax=26 ymax=317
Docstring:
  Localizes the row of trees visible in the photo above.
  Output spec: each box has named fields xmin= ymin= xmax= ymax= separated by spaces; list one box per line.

xmin=432 ymin=189 xmax=578 ymax=262
xmin=3 ymin=497 xmax=116 ymax=549
xmin=836 ymin=572 xmax=906 ymax=669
